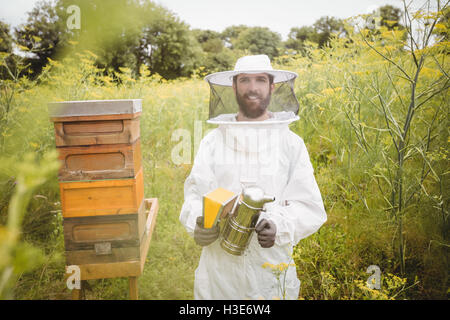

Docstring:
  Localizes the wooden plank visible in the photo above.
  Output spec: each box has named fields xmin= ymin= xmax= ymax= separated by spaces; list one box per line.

xmin=65 ymin=246 xmax=141 ymax=265
xmin=68 ymin=198 xmax=159 ymax=280
xmin=129 ymin=277 xmax=138 ymax=300
xmin=54 ymin=117 xmax=140 ymax=147
xmin=48 ymin=99 xmax=142 ymax=119
xmin=137 ymin=197 xmax=148 ymax=242
xmin=63 ymin=200 xmax=147 ymax=251
xmin=51 ymin=112 xmax=141 ymax=122
xmin=63 ymin=120 xmax=124 ymax=135
xmin=70 ymin=222 xmax=136 ymax=245
xmin=64 ymin=216 xmax=138 ymax=251
xmin=144 ymin=198 xmax=159 ymax=239
xmin=59 ymin=168 xmax=144 ymax=218
xmin=57 ymin=139 xmax=142 ymax=181
xmin=77 ymin=261 xmax=142 ymax=280
xmin=71 ymin=280 xmax=86 ymax=300
xmin=140 ymin=198 xmax=159 ymax=270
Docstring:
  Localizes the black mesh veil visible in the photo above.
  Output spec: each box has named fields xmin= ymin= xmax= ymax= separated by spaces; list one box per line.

xmin=206 ymin=73 xmax=300 ymax=121
xmin=206 ymin=70 xmax=299 ymax=120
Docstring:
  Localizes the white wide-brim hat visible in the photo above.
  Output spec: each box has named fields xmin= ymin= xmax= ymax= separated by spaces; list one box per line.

xmin=204 ymin=54 xmax=298 ymax=86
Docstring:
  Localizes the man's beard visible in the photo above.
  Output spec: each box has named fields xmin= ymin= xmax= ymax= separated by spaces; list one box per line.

xmin=235 ymin=89 xmax=272 ymax=119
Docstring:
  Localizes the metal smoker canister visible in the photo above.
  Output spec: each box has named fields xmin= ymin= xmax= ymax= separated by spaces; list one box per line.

xmin=220 ymin=186 xmax=274 ymax=256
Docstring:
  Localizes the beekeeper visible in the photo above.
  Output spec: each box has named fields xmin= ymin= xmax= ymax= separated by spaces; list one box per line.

xmin=179 ymin=54 xmax=327 ymax=300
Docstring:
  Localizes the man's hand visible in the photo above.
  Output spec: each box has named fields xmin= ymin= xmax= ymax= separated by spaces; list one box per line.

xmin=255 ymin=218 xmax=276 ymax=248
xmin=194 ymin=216 xmax=220 ymax=247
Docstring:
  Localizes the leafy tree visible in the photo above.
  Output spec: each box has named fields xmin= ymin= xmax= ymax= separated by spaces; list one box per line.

xmin=14 ymin=0 xmax=68 ymax=77
xmin=363 ymin=5 xmax=405 ymax=42
xmin=193 ymin=29 xmax=221 ymax=44
xmin=55 ymin=0 xmax=144 ymax=76
xmin=221 ymin=25 xmax=250 ymax=48
xmin=0 ymin=20 xmax=17 ymax=80
xmin=312 ymin=16 xmax=346 ymax=47
xmin=234 ymin=27 xmax=282 ymax=59
xmin=378 ymin=5 xmax=403 ymax=30
xmin=433 ymin=5 xmax=450 ymax=41
xmin=59 ymin=0 xmax=202 ymax=79
xmin=13 ymin=0 xmax=204 ymax=79
xmin=285 ymin=26 xmax=316 ymax=54
xmin=0 ymin=23 xmax=17 ymax=122
xmin=137 ymin=3 xmax=202 ymax=79
xmin=202 ymin=47 xmax=243 ymax=74
xmin=193 ymin=29 xmax=224 ymax=54
xmin=0 ymin=21 xmax=13 ymax=53
xmin=190 ymin=29 xmax=236 ymax=74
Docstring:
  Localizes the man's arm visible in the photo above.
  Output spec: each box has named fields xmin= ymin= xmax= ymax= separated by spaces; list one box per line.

xmin=179 ymin=133 xmax=218 ymax=237
xmin=260 ymin=133 xmax=327 ymax=247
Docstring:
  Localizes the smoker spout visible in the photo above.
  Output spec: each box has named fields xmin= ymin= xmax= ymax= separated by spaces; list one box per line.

xmin=262 ymin=195 xmax=275 ymax=204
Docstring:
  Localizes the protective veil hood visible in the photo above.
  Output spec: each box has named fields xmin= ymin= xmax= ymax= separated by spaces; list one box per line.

xmin=204 ymin=55 xmax=300 ymax=125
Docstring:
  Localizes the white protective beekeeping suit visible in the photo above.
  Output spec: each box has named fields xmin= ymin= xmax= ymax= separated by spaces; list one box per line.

xmin=179 ymin=55 xmax=327 ymax=300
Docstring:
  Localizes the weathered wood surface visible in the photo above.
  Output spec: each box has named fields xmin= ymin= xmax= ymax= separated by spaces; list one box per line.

xmin=71 ymin=280 xmax=86 ymax=300
xmin=69 ymin=198 xmax=159 ymax=281
xmin=128 ymin=277 xmax=138 ymax=300
xmin=76 ymin=260 xmax=142 ymax=280
xmin=65 ymin=245 xmax=142 ymax=265
xmin=63 ymin=200 xmax=147 ymax=251
xmin=144 ymin=197 xmax=158 ymax=238
xmin=53 ymin=117 xmax=140 ymax=147
xmin=57 ymin=139 xmax=142 ymax=181
xmin=48 ymin=99 xmax=142 ymax=118
xmin=59 ymin=168 xmax=144 ymax=218
xmin=50 ymin=112 xmax=141 ymax=123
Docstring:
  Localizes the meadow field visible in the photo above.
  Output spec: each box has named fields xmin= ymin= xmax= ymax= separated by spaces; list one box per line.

xmin=0 ymin=18 xmax=448 ymax=300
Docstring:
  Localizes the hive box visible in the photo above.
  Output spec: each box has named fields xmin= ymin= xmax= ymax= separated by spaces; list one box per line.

xmin=59 ymin=168 xmax=144 ymax=218
xmin=48 ymin=99 xmax=142 ymax=147
xmin=63 ymin=204 xmax=148 ymax=252
xmin=67 ymin=198 xmax=159 ymax=280
xmin=57 ymin=139 xmax=142 ymax=181
xmin=64 ymin=200 xmax=147 ymax=264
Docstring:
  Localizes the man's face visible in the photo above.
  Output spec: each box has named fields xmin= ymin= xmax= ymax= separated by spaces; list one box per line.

xmin=233 ymin=73 xmax=274 ymax=119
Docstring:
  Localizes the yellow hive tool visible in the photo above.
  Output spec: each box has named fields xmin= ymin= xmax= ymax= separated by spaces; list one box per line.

xmin=202 ymin=188 xmax=238 ymax=229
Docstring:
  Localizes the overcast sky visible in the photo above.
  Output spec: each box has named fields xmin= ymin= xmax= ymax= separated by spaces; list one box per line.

xmin=0 ymin=0 xmax=415 ymax=39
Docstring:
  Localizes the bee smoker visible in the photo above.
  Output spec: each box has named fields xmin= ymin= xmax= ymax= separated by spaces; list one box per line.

xmin=220 ymin=186 xmax=275 ymax=255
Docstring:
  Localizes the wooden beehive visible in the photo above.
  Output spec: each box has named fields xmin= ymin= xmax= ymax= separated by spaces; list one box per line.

xmin=63 ymin=200 xmax=148 ymax=253
xmin=59 ymin=167 xmax=144 ymax=218
xmin=67 ymin=198 xmax=158 ymax=281
xmin=64 ymin=198 xmax=158 ymax=269
xmin=48 ymin=99 xmax=141 ymax=147
xmin=57 ymin=139 xmax=142 ymax=181
xmin=49 ymin=99 xmax=159 ymax=293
